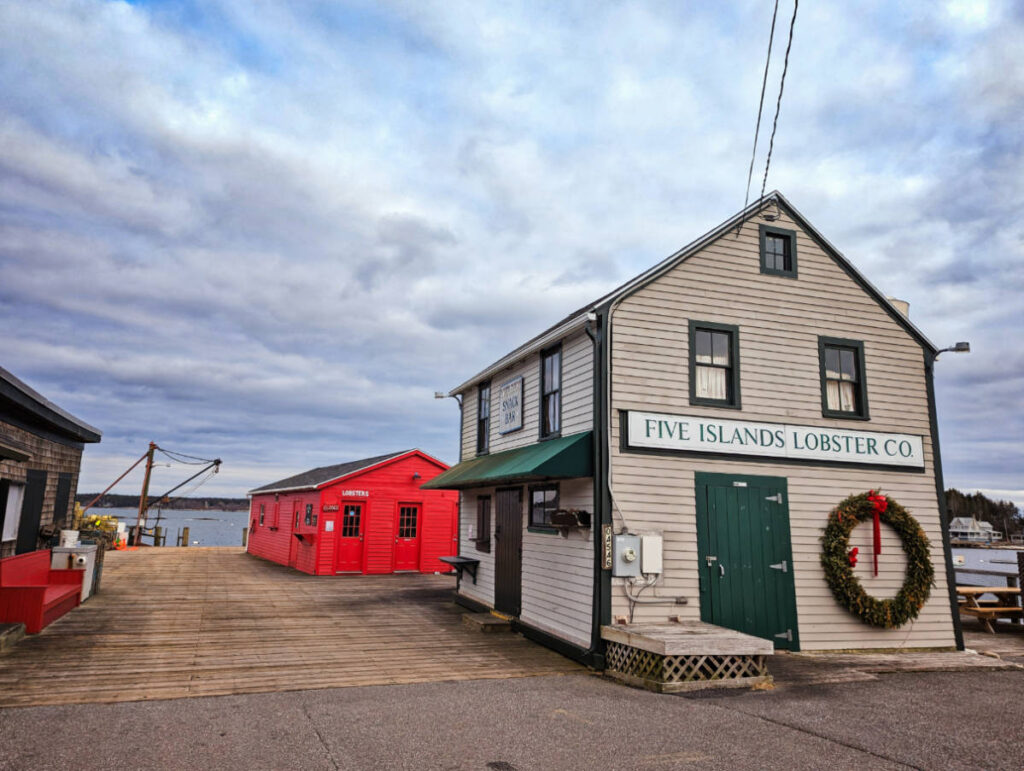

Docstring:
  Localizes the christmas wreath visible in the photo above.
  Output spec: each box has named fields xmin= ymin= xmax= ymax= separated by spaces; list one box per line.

xmin=820 ymin=490 xmax=933 ymax=628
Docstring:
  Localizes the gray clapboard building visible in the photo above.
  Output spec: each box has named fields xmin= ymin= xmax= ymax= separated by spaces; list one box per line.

xmin=425 ymin=192 xmax=960 ymax=668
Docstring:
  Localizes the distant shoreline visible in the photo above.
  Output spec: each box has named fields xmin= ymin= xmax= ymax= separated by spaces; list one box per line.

xmin=76 ymin=494 xmax=249 ymax=512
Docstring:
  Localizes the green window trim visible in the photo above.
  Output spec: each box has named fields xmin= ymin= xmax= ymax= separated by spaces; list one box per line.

xmin=477 ymin=381 xmax=491 ymax=455
xmin=539 ymin=344 xmax=562 ymax=440
xmin=759 ymin=224 xmax=798 ymax=278
xmin=688 ymin=320 xmax=742 ymax=410
xmin=818 ymin=336 xmax=870 ymax=420
xmin=528 ymin=483 xmax=560 ymax=529
xmin=475 ymin=495 xmax=491 ymax=553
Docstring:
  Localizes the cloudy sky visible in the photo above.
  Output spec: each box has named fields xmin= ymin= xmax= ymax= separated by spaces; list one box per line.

xmin=1 ymin=0 xmax=1021 ymax=503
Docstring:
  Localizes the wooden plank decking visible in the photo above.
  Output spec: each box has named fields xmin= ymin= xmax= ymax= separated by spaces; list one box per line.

xmin=0 ymin=548 xmax=583 ymax=708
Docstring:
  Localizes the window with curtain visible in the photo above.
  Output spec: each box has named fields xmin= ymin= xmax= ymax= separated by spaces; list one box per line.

xmin=820 ymin=339 xmax=868 ymax=418
xmin=690 ymin=323 xmax=739 ymax=407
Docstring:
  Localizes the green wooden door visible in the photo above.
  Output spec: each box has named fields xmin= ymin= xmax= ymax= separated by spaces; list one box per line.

xmin=695 ymin=472 xmax=800 ymax=651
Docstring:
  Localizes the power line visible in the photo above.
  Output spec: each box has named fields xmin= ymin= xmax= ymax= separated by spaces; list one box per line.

xmin=737 ymin=0 xmax=781 ymax=235
xmin=157 ymin=446 xmax=218 ymax=465
xmin=758 ymin=0 xmax=799 ymax=205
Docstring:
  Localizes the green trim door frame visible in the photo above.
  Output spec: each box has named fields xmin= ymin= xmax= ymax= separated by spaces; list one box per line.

xmin=695 ymin=471 xmax=800 ymax=651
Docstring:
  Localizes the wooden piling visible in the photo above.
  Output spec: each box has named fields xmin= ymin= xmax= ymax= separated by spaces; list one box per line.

xmin=182 ymin=526 xmax=189 ymax=547
xmin=242 ymin=527 xmax=249 ymax=547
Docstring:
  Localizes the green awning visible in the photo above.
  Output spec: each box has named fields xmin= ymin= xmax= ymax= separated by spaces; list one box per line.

xmin=422 ymin=431 xmax=593 ymax=490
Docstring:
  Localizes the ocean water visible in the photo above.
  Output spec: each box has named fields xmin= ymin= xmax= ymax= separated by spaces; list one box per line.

xmin=92 ymin=507 xmax=250 ymax=547
xmin=953 ymin=547 xmax=1022 ymax=587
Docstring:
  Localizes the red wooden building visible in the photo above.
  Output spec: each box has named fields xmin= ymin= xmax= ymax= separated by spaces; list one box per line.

xmin=246 ymin=450 xmax=458 ymax=576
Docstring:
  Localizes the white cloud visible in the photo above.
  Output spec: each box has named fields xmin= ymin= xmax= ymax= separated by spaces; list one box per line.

xmin=0 ymin=0 xmax=1021 ymax=500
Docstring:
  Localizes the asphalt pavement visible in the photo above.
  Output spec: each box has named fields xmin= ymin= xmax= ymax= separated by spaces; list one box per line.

xmin=2 ymin=668 xmax=1022 ymax=770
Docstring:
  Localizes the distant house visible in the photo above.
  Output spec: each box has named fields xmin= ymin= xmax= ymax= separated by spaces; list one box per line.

xmin=948 ymin=517 xmax=1002 ymax=543
xmin=246 ymin=450 xmax=458 ymax=575
xmin=1 ymin=367 xmax=101 ymax=557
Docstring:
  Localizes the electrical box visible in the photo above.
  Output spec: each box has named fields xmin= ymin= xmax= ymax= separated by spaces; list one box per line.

xmin=612 ymin=534 xmax=641 ymax=577
xmin=640 ymin=534 xmax=663 ymax=575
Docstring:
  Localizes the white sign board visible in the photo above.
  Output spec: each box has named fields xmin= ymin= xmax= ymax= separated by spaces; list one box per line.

xmin=498 ymin=376 xmax=523 ymax=434
xmin=625 ymin=411 xmax=925 ymax=469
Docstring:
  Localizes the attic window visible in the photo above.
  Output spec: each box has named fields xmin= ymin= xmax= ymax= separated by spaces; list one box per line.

xmin=759 ymin=224 xmax=798 ymax=278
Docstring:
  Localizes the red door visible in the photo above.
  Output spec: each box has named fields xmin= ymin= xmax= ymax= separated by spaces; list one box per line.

xmin=394 ymin=504 xmax=420 ymax=571
xmin=288 ymin=502 xmax=300 ymax=568
xmin=335 ymin=503 xmax=364 ymax=573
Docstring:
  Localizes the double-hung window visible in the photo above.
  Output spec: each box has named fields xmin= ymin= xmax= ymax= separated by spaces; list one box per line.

xmin=819 ymin=337 xmax=869 ymax=419
xmin=529 ymin=484 xmax=559 ymax=530
xmin=475 ymin=496 xmax=491 ymax=552
xmin=759 ymin=224 xmax=798 ymax=277
xmin=477 ymin=382 xmax=490 ymax=454
xmin=689 ymin=321 xmax=741 ymax=408
xmin=258 ymin=504 xmax=265 ymax=526
xmin=540 ymin=346 xmax=561 ymax=438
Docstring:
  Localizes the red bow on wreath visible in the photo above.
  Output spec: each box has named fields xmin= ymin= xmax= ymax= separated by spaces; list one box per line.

xmin=848 ymin=546 xmax=859 ymax=567
xmin=867 ymin=490 xmax=888 ymax=577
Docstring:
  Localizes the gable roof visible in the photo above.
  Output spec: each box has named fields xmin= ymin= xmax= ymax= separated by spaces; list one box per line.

xmin=248 ymin=449 xmax=445 ymax=495
xmin=0 ymin=365 xmax=102 ymax=443
xmin=949 ymin=517 xmax=994 ymax=532
xmin=449 ymin=192 xmax=937 ymax=394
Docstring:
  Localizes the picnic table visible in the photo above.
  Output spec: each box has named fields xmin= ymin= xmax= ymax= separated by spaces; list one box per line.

xmin=957 ymin=586 xmax=1022 ymax=633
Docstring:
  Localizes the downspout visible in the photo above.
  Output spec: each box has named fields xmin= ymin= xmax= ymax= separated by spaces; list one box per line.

xmin=585 ymin=305 xmax=613 ymax=668
xmin=924 ymin=350 xmax=964 ymax=651
xmin=585 ymin=309 xmax=606 ymax=663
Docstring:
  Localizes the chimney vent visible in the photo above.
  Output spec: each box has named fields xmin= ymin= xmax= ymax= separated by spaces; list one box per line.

xmin=887 ymin=297 xmax=910 ymax=317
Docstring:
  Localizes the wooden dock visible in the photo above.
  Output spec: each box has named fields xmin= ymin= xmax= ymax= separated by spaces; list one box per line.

xmin=0 ymin=548 xmax=583 ymax=708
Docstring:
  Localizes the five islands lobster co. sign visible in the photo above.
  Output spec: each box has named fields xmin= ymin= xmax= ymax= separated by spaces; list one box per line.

xmin=498 ymin=376 xmax=524 ymax=434
xmin=625 ymin=411 xmax=925 ymax=469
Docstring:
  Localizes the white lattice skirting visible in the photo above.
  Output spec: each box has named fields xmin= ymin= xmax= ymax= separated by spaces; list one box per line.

xmin=605 ymin=640 xmax=770 ymax=693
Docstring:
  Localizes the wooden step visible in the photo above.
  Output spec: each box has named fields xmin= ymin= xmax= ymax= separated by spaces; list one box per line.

xmin=462 ymin=613 xmax=512 ymax=633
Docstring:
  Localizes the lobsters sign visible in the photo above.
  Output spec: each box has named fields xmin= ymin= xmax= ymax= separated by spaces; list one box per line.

xmin=625 ymin=411 xmax=924 ymax=468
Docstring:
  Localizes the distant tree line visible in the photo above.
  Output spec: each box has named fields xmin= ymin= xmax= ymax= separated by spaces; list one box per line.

xmin=946 ymin=489 xmax=1022 ymax=537
xmin=76 ymin=493 xmax=250 ymax=512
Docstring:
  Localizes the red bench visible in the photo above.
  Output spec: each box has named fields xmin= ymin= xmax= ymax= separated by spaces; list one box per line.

xmin=0 ymin=550 xmax=83 ymax=634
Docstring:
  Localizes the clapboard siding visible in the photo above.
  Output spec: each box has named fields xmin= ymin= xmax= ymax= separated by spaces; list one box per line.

xmin=459 ymin=387 xmax=478 ymax=462
xmin=456 ymin=477 xmax=595 ymax=648
xmin=458 ymin=331 xmax=594 ymax=458
xmin=608 ymin=211 xmax=955 ymax=650
xmin=457 ymin=486 xmax=496 ymax=607
xmin=519 ymin=477 xmax=594 ymax=647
